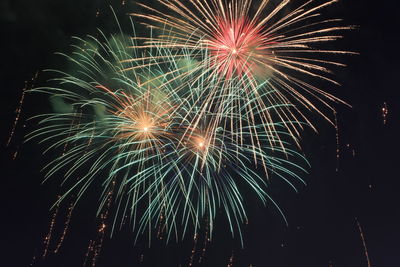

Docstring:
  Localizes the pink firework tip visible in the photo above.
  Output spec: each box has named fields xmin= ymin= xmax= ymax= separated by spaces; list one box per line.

xmin=206 ymin=16 xmax=275 ymax=79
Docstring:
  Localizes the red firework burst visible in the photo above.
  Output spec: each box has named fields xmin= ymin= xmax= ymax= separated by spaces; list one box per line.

xmin=207 ymin=16 xmax=275 ymax=79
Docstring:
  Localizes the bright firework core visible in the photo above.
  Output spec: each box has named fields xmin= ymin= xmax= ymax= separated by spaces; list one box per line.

xmin=137 ymin=121 xmax=154 ymax=138
xmin=142 ymin=125 xmax=150 ymax=132
xmin=207 ymin=17 xmax=267 ymax=78
xmin=189 ymin=135 xmax=207 ymax=151
xmin=136 ymin=116 xmax=153 ymax=134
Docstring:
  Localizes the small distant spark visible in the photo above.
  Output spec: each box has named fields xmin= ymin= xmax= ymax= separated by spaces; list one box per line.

xmin=382 ymin=102 xmax=388 ymax=125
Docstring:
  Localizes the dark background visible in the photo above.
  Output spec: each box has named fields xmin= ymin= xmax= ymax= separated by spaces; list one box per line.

xmin=1 ymin=0 xmax=399 ymax=266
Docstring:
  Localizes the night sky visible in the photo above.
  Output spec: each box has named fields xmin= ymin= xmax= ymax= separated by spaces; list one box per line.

xmin=1 ymin=0 xmax=400 ymax=266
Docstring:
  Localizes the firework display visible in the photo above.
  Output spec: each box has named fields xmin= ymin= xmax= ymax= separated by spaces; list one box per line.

xmin=133 ymin=0 xmax=354 ymax=143
xmin=28 ymin=30 xmax=307 ymax=242
xmin=27 ymin=0 xmax=350 ymax=246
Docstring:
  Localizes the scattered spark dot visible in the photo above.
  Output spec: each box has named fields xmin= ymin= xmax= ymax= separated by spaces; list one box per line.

xmin=227 ymin=250 xmax=234 ymax=267
xmin=334 ymin=112 xmax=340 ymax=172
xmin=29 ymin=255 xmax=37 ymax=266
xmin=382 ymin=102 xmax=388 ymax=124
xmin=346 ymin=144 xmax=356 ymax=157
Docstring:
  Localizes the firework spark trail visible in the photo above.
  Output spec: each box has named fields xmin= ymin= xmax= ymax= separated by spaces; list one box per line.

xmin=82 ymin=240 xmax=95 ymax=267
xmin=92 ymin=182 xmax=115 ymax=267
xmin=42 ymin=197 xmax=60 ymax=259
xmin=54 ymin=202 xmax=74 ymax=253
xmin=355 ymin=217 xmax=372 ymax=267
xmin=334 ymin=111 xmax=340 ymax=172
xmin=188 ymin=233 xmax=198 ymax=267
xmin=30 ymin=198 xmax=72 ymax=265
xmin=7 ymin=71 xmax=39 ymax=159
xmin=82 ymin=182 xmax=115 ymax=267
xmin=7 ymin=82 xmax=26 ymax=147
xmin=156 ymin=209 xmax=166 ymax=240
xmin=198 ymin=221 xmax=210 ymax=263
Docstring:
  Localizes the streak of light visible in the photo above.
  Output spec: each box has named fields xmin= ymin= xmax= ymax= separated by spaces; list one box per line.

xmin=42 ymin=197 xmax=60 ymax=258
xmin=82 ymin=240 xmax=95 ymax=267
xmin=12 ymin=145 xmax=19 ymax=160
xmin=54 ymin=202 xmax=74 ymax=253
xmin=355 ymin=217 xmax=372 ymax=267
xmin=198 ymin=222 xmax=210 ymax=264
xmin=83 ymin=182 xmax=115 ymax=267
xmin=188 ymin=233 xmax=198 ymax=267
xmin=7 ymin=71 xmax=39 ymax=154
xmin=7 ymin=84 xmax=26 ymax=147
